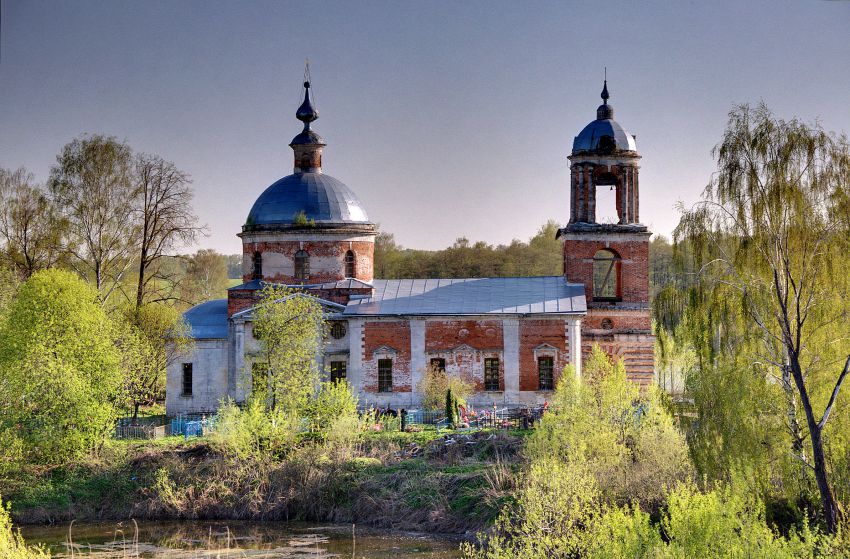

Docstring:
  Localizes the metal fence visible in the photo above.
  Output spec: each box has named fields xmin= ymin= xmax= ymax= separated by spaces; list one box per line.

xmin=114 ymin=416 xmax=169 ymax=439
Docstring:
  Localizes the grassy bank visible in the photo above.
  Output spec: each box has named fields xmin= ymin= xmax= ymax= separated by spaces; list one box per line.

xmin=2 ymin=429 xmax=523 ymax=534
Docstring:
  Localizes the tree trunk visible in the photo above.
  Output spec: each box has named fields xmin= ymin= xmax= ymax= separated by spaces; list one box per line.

xmin=136 ymin=250 xmax=147 ymax=309
xmin=132 ymin=402 xmax=140 ymax=425
xmin=790 ymin=355 xmax=839 ymax=533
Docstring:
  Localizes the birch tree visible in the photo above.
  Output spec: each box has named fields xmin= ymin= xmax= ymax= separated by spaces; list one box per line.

xmin=134 ymin=154 xmax=203 ymax=307
xmin=675 ymin=103 xmax=850 ymax=532
xmin=0 ymin=167 xmax=64 ymax=278
xmin=49 ymin=135 xmax=139 ymax=302
xmin=251 ymin=285 xmax=326 ymax=418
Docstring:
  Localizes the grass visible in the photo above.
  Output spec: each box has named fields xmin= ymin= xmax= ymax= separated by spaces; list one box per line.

xmin=4 ymin=426 xmax=525 ymax=533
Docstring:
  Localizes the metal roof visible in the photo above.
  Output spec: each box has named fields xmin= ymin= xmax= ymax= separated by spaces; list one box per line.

xmin=228 ymin=278 xmax=373 ymax=291
xmin=343 ymin=277 xmax=586 ymax=316
xmin=245 ymin=172 xmax=371 ymax=228
xmin=183 ymin=299 xmax=229 ymax=339
xmin=572 ymin=117 xmax=637 ymax=154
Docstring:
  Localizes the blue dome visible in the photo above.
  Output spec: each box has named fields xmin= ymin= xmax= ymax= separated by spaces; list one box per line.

xmin=245 ymin=171 xmax=371 ymax=228
xmin=572 ymin=117 xmax=637 ymax=154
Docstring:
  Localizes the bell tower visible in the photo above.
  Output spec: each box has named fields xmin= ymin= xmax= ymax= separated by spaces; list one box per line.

xmin=558 ymin=80 xmax=655 ymax=384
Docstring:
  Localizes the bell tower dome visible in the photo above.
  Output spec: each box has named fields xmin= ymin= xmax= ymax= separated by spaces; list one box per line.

xmin=558 ymin=79 xmax=654 ymax=384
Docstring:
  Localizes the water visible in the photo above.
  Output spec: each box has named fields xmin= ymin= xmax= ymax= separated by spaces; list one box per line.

xmin=21 ymin=521 xmax=463 ymax=559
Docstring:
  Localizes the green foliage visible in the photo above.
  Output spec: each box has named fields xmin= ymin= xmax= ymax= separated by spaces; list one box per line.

xmin=115 ymin=303 xmax=192 ymax=419
xmin=251 ymin=284 xmax=325 ymax=418
xmin=0 ymin=269 xmax=122 ymax=463
xmin=527 ymin=345 xmax=690 ymax=509
xmin=309 ymin=380 xmax=361 ymax=455
xmin=182 ymin=249 xmax=229 ymax=304
xmin=374 ymin=220 xmax=563 ymax=279
xmin=418 ymin=365 xmax=472 ymax=412
xmin=461 ymin=458 xmax=600 ymax=558
xmin=209 ymin=398 xmax=297 ymax=459
xmin=0 ymin=496 xmax=49 ymax=559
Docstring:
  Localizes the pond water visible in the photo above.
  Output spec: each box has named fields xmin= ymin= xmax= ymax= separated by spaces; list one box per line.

xmin=21 ymin=521 xmax=463 ymax=559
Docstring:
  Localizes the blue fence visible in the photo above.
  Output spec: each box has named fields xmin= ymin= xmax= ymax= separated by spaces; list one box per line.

xmin=170 ymin=414 xmax=218 ymax=439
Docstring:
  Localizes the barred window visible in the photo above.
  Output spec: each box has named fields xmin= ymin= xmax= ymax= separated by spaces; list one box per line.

xmin=345 ymin=250 xmax=356 ymax=278
xmin=294 ymin=250 xmax=310 ymax=281
xmin=484 ymin=358 xmax=500 ymax=391
xmin=430 ymin=357 xmax=446 ymax=372
xmin=378 ymin=358 xmax=393 ymax=392
xmin=538 ymin=356 xmax=554 ymax=391
xmin=330 ymin=361 xmax=347 ymax=383
xmin=181 ymin=363 xmax=193 ymax=396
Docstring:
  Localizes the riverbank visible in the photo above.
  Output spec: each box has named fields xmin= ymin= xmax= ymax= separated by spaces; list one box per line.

xmin=2 ymin=429 xmax=523 ymax=535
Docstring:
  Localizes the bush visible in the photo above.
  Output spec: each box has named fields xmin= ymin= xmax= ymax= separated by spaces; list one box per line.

xmin=418 ymin=365 xmax=472 ymax=411
xmin=0 ymin=496 xmax=49 ymax=559
xmin=527 ymin=345 xmax=690 ymax=510
xmin=209 ymin=398 xmax=297 ymax=459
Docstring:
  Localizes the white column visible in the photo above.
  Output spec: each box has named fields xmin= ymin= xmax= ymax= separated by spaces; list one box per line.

xmin=410 ymin=319 xmax=426 ymax=406
xmin=232 ymin=321 xmax=245 ymax=400
xmin=503 ymin=318 xmax=520 ymax=402
xmin=569 ymin=318 xmax=582 ymax=380
xmin=348 ymin=319 xmax=364 ymax=399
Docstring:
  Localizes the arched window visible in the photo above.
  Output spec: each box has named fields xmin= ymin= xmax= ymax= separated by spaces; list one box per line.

xmin=252 ymin=251 xmax=262 ymax=280
xmin=593 ymin=249 xmax=621 ymax=300
xmin=344 ymin=250 xmax=356 ymax=278
xmin=294 ymin=250 xmax=310 ymax=281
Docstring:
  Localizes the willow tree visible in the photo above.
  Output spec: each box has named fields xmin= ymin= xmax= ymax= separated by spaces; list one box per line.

xmin=251 ymin=285 xmax=326 ymax=418
xmin=675 ymin=104 xmax=850 ymax=532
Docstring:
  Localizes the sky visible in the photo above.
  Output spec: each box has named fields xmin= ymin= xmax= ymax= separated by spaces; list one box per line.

xmin=2 ymin=1 xmax=849 ymax=255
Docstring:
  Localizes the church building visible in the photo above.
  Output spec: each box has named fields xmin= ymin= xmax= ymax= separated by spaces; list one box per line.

xmin=165 ymin=78 xmax=654 ymax=415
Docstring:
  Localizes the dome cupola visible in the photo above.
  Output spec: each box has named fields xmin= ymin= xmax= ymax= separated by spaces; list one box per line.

xmin=572 ymin=80 xmax=637 ymax=155
xmin=243 ymin=78 xmax=373 ymax=232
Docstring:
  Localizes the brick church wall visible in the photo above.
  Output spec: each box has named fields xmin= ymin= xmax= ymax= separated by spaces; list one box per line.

xmin=242 ymin=239 xmax=374 ymax=284
xmin=518 ymin=319 xmax=571 ymax=392
xmin=425 ymin=320 xmax=504 ymax=391
xmin=362 ymin=321 xmax=412 ymax=393
xmin=563 ymin=237 xmax=649 ymax=304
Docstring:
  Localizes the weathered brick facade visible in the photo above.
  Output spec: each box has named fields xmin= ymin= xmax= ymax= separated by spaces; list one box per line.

xmin=167 ymin=77 xmax=659 ymax=417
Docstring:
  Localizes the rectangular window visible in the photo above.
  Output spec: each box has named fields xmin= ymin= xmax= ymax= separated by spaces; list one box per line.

xmin=538 ymin=356 xmax=554 ymax=391
xmin=430 ymin=357 xmax=446 ymax=372
xmin=252 ymin=362 xmax=268 ymax=396
xmin=330 ymin=360 xmax=347 ymax=383
xmin=484 ymin=358 xmax=500 ymax=391
xmin=181 ymin=363 xmax=193 ymax=396
xmin=378 ymin=358 xmax=393 ymax=392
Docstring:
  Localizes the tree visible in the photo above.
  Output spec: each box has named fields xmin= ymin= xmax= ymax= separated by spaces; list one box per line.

xmin=134 ymin=154 xmax=204 ymax=308
xmin=49 ymin=135 xmax=139 ymax=303
xmin=0 ymin=167 xmax=64 ymax=278
xmin=183 ymin=249 xmax=229 ymax=304
xmin=117 ymin=303 xmax=192 ymax=422
xmin=675 ymin=103 xmax=850 ymax=532
xmin=251 ymin=285 xmax=326 ymax=418
xmin=0 ymin=269 xmax=122 ymax=462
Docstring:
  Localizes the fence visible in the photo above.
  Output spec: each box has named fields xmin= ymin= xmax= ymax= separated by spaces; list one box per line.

xmin=170 ymin=414 xmax=218 ymax=439
xmin=114 ymin=416 xmax=169 ymax=439
xmin=371 ymin=405 xmax=547 ymax=432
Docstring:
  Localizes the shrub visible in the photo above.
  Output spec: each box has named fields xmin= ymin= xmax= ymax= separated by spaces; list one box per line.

xmin=0 ymin=496 xmax=49 ymax=559
xmin=418 ymin=365 xmax=472 ymax=411
xmin=209 ymin=398 xmax=297 ymax=459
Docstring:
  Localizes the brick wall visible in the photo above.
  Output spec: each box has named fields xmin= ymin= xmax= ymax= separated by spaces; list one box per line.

xmin=563 ymin=236 xmax=649 ymax=304
xmin=425 ymin=320 xmax=504 ymax=391
xmin=518 ymin=319 xmax=570 ymax=392
xmin=242 ymin=239 xmax=374 ymax=284
xmin=362 ymin=321 xmax=412 ymax=393
xmin=582 ymin=331 xmax=655 ymax=386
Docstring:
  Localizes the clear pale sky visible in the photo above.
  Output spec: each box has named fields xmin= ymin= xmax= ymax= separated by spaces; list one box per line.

xmin=2 ymin=1 xmax=849 ymax=255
